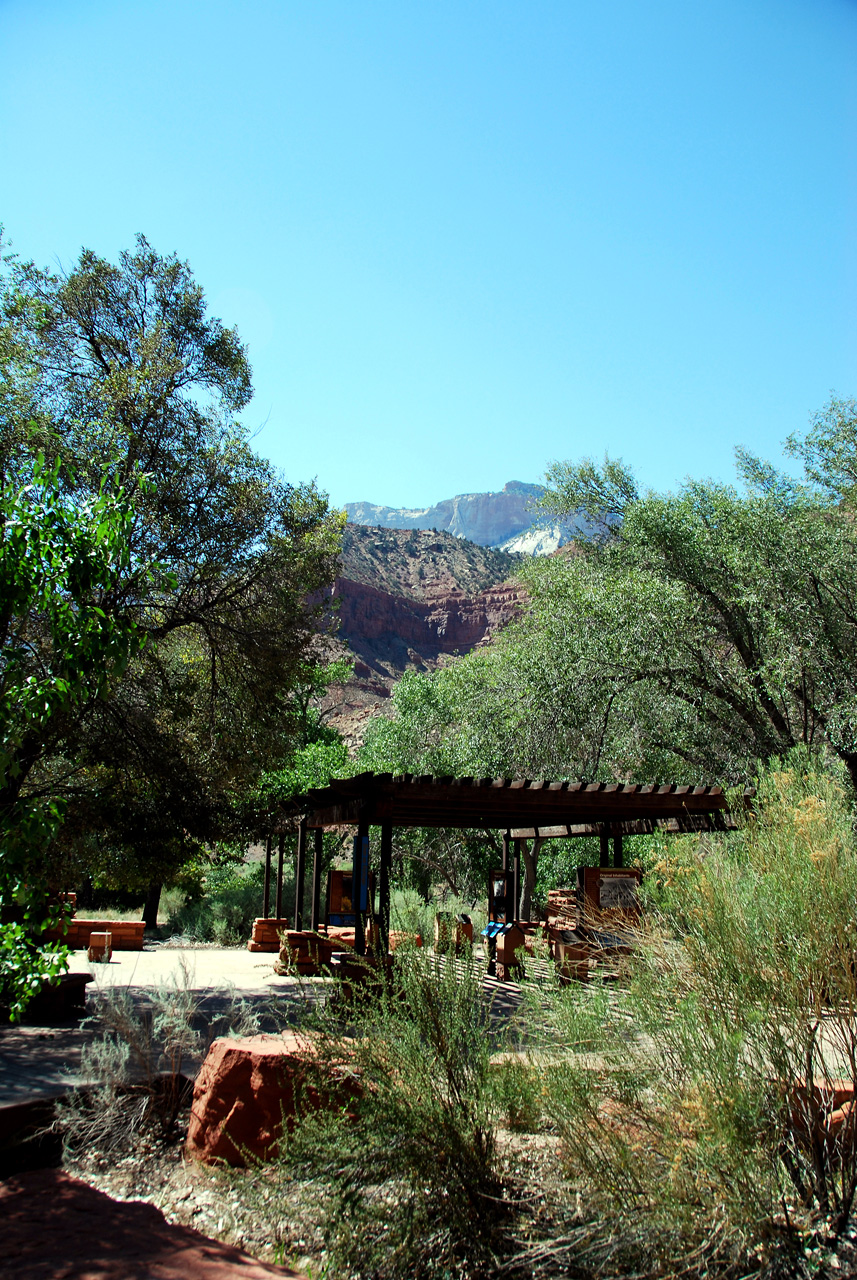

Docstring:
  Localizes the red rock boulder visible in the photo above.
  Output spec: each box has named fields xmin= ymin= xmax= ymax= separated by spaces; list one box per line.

xmin=186 ymin=1033 xmax=357 ymax=1167
xmin=788 ymin=1078 xmax=857 ymax=1159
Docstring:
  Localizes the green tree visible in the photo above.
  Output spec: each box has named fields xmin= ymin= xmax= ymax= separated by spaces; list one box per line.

xmin=0 ymin=233 xmax=343 ymax=908
xmin=0 ymin=453 xmax=151 ymax=1016
xmin=535 ymin=396 xmax=857 ymax=788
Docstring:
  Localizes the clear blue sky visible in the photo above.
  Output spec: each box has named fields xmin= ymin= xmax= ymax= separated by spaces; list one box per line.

xmin=1 ymin=0 xmax=855 ymax=510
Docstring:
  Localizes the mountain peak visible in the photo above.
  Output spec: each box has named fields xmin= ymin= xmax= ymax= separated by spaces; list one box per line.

xmin=344 ymin=482 xmax=544 ymax=548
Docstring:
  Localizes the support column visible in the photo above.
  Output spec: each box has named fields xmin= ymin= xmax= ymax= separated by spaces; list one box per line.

xmin=353 ymin=814 xmax=370 ymax=956
xmin=275 ymin=834 xmax=284 ymax=920
xmin=262 ymin=835 xmax=272 ymax=918
xmin=512 ymin=840 xmax=521 ymax=923
xmin=501 ymin=828 xmax=510 ymax=872
xmin=613 ymin=832 xmax=624 ymax=868
xmin=310 ymin=828 xmax=323 ymax=931
xmin=599 ymin=826 xmax=610 ymax=867
xmin=379 ymin=820 xmax=392 ymax=955
xmin=294 ymin=818 xmax=307 ymax=930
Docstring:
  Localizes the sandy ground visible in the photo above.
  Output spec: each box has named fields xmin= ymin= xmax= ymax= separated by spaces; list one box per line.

xmin=0 ymin=946 xmax=310 ymax=1107
xmin=0 ymin=942 xmax=532 ymax=1108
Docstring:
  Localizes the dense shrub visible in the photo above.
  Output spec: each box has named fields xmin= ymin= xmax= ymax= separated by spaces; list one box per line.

xmin=271 ymin=945 xmax=517 ymax=1279
xmin=58 ymin=963 xmax=260 ymax=1157
xmin=542 ymin=753 xmax=857 ymax=1277
xmin=166 ymin=862 xmax=285 ymax=945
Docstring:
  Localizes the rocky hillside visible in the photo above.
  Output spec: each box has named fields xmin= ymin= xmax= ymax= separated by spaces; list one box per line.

xmin=322 ymin=526 xmax=526 ymax=744
xmin=339 ymin=525 xmax=521 ymax=597
xmin=345 ymin=480 xmax=543 ymax=547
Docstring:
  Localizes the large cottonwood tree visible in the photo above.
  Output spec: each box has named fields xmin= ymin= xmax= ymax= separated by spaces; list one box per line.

xmin=1 ymin=234 xmax=342 ymax=907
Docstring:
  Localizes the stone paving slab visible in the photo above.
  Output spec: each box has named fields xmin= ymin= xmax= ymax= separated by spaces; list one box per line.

xmin=0 ymin=944 xmax=530 ymax=1110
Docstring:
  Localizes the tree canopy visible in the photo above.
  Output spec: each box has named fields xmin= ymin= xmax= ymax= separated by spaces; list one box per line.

xmin=0 ymin=232 xmax=343 ymax=901
xmin=363 ymin=397 xmax=857 ymax=795
xmin=0 ymin=453 xmax=149 ymax=1015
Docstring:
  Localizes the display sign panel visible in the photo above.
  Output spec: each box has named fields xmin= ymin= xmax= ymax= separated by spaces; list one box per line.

xmin=598 ymin=875 xmax=639 ymax=910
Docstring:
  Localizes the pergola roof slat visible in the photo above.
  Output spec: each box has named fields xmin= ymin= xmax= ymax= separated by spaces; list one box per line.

xmin=277 ymin=771 xmax=733 ymax=836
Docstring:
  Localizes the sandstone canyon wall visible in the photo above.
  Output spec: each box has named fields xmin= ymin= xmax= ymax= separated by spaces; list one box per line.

xmin=323 ymin=526 xmax=525 ymax=743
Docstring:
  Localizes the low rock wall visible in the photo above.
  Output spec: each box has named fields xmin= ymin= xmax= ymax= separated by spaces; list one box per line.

xmin=44 ymin=919 xmax=145 ymax=950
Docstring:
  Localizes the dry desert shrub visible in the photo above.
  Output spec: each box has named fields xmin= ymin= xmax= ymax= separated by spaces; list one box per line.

xmin=539 ymin=754 xmax=857 ymax=1278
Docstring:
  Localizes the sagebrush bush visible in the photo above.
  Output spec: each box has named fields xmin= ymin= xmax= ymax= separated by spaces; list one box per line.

xmin=57 ymin=961 xmax=260 ymax=1157
xmin=270 ymin=944 xmax=517 ymax=1279
xmin=541 ymin=752 xmax=857 ymax=1278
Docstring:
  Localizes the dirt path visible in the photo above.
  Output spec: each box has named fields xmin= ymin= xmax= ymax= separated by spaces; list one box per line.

xmin=2 ymin=1167 xmax=307 ymax=1279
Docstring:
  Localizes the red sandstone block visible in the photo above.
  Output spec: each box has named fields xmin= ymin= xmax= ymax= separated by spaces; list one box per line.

xmin=186 ymin=1033 xmax=359 ymax=1166
xmin=88 ymin=931 xmax=113 ymax=963
xmin=388 ymin=931 xmax=422 ymax=951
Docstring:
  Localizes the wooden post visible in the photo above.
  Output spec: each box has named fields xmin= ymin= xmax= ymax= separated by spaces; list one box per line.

xmin=262 ymin=835 xmax=272 ymax=918
xmin=353 ymin=815 xmax=369 ymax=956
xmin=613 ymin=832 xmax=624 ymax=868
xmin=502 ymin=828 xmax=510 ymax=872
xmin=310 ymin=828 xmax=323 ymax=931
xmin=599 ymin=826 xmax=610 ymax=867
xmin=512 ymin=841 xmax=521 ymax=922
xmin=294 ymin=818 xmax=307 ymax=930
xmin=379 ymin=820 xmax=392 ymax=954
xmin=275 ymin=834 xmax=284 ymax=920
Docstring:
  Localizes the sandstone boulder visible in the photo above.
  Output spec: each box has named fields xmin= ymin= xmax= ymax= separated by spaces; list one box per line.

xmin=186 ymin=1033 xmax=356 ymax=1167
xmin=788 ymin=1078 xmax=857 ymax=1158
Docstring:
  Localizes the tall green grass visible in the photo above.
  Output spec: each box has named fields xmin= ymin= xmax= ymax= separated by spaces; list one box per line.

xmin=166 ymin=862 xmax=282 ymax=944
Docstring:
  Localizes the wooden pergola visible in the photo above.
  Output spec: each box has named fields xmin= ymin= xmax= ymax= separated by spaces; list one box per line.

xmin=270 ymin=772 xmax=736 ymax=955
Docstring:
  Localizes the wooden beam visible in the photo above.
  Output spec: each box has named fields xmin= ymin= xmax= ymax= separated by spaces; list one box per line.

xmin=599 ymin=827 xmax=610 ymax=867
xmin=294 ymin=818 xmax=307 ymax=930
xmin=310 ymin=827 xmax=323 ymax=931
xmin=379 ymin=820 xmax=392 ymax=955
xmin=613 ymin=832 xmax=623 ymax=868
xmin=286 ymin=773 xmax=733 ymax=836
xmin=262 ymin=835 xmax=272 ymax=918
xmin=512 ymin=840 xmax=521 ymax=922
xmin=502 ymin=828 xmax=510 ymax=873
xmin=353 ymin=815 xmax=369 ymax=956
xmin=275 ymin=834 xmax=285 ymax=920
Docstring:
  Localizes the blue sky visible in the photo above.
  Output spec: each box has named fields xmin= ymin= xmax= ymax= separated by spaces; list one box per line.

xmin=1 ymin=0 xmax=855 ymax=510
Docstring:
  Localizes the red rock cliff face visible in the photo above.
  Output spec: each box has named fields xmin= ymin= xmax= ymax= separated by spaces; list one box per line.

xmin=321 ymin=525 xmax=527 ymax=744
xmin=331 ymin=578 xmax=523 ymax=656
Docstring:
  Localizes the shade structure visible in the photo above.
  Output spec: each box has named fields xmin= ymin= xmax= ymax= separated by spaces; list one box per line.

xmin=277 ymin=771 xmax=736 ymax=837
xmin=271 ymin=772 xmax=742 ymax=959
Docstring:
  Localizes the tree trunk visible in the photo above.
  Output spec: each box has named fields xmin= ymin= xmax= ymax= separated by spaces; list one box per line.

xmin=520 ymin=838 xmax=544 ymax=921
xmin=142 ymin=881 xmax=162 ymax=929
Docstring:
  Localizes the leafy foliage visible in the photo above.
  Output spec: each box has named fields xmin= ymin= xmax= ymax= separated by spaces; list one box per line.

xmin=0 ymin=453 xmax=151 ymax=1017
xmin=166 ymin=861 xmax=272 ymax=945
xmin=0 ymin=232 xmax=343 ymax=894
